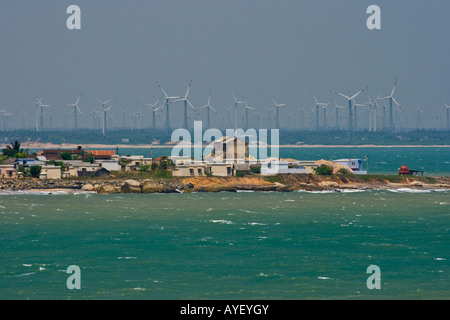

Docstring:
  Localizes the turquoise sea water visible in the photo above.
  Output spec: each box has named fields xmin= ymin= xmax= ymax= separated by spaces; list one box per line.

xmin=1 ymin=189 xmax=449 ymax=300
xmin=113 ymin=146 xmax=450 ymax=176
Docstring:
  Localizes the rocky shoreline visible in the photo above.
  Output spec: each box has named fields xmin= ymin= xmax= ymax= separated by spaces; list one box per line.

xmin=1 ymin=174 xmax=450 ymax=194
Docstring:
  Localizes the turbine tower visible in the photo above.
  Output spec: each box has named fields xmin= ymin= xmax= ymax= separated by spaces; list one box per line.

xmin=442 ymin=102 xmax=450 ymax=130
xmin=96 ymin=98 xmax=112 ymax=136
xmin=156 ymin=81 xmax=184 ymax=133
xmin=243 ymin=102 xmax=255 ymax=129
xmin=415 ymin=105 xmax=424 ymax=129
xmin=231 ymin=93 xmax=246 ymax=130
xmin=377 ymin=79 xmax=400 ymax=132
xmin=271 ymin=97 xmax=287 ymax=130
xmin=310 ymin=91 xmax=328 ymax=131
xmin=199 ymin=92 xmax=216 ymax=129
xmin=331 ymin=99 xmax=346 ymax=130
xmin=332 ymin=87 xmax=367 ymax=132
xmin=119 ymin=107 xmax=128 ymax=128
xmin=172 ymin=79 xmax=195 ymax=130
xmin=144 ymin=98 xmax=160 ymax=135
xmin=30 ymin=98 xmax=51 ymax=132
xmin=352 ymin=100 xmax=366 ymax=131
xmin=66 ymin=94 xmax=82 ymax=130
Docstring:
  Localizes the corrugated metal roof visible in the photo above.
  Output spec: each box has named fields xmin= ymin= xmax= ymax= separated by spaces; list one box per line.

xmin=87 ymin=150 xmax=115 ymax=156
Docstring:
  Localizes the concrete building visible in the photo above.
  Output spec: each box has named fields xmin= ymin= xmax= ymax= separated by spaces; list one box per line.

xmin=260 ymin=160 xmax=311 ymax=175
xmin=332 ymin=159 xmax=367 ymax=175
xmin=119 ymin=156 xmax=152 ymax=171
xmin=205 ymin=136 xmax=249 ymax=163
xmin=39 ymin=166 xmax=61 ymax=179
xmin=62 ymin=161 xmax=101 ymax=177
xmin=172 ymin=164 xmax=206 ymax=177
xmin=0 ymin=164 xmax=16 ymax=178
xmin=206 ymin=163 xmax=234 ymax=176
xmin=95 ymin=160 xmax=121 ymax=171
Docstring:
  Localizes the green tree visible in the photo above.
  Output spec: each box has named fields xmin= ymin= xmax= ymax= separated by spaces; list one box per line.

xmin=30 ymin=165 xmax=42 ymax=178
xmin=2 ymin=141 xmax=22 ymax=157
xmin=60 ymin=152 xmax=72 ymax=160
xmin=83 ymin=153 xmax=94 ymax=163
xmin=314 ymin=165 xmax=333 ymax=175
xmin=138 ymin=164 xmax=150 ymax=172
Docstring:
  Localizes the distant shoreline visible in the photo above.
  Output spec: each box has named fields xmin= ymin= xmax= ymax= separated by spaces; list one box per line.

xmin=8 ymin=142 xmax=450 ymax=150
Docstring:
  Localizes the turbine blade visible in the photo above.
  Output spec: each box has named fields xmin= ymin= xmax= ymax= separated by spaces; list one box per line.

xmin=332 ymin=91 xmax=350 ymax=100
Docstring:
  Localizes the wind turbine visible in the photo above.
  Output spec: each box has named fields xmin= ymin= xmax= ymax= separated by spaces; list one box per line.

xmin=119 ymin=107 xmax=128 ymax=128
xmin=364 ymin=97 xmax=381 ymax=132
xmin=377 ymin=79 xmax=401 ymax=132
xmin=96 ymin=98 xmax=112 ymax=136
xmin=21 ymin=111 xmax=29 ymax=129
xmin=156 ymin=81 xmax=184 ymax=133
xmin=415 ymin=105 xmax=424 ymax=129
xmin=0 ymin=109 xmax=9 ymax=132
xmin=442 ymin=102 xmax=450 ymax=130
xmin=271 ymin=97 xmax=287 ymax=130
xmin=310 ymin=91 xmax=328 ymax=131
xmin=66 ymin=94 xmax=82 ymax=130
xmin=172 ymin=79 xmax=195 ymax=130
xmin=352 ymin=100 xmax=366 ymax=131
xmin=297 ymin=106 xmax=306 ymax=130
xmin=331 ymin=98 xmax=346 ymax=130
xmin=199 ymin=91 xmax=216 ymax=129
xmin=30 ymin=98 xmax=51 ymax=132
xmin=231 ymin=93 xmax=246 ymax=130
xmin=332 ymin=86 xmax=368 ymax=132
xmin=243 ymin=102 xmax=255 ymax=129
xmin=144 ymin=98 xmax=161 ymax=135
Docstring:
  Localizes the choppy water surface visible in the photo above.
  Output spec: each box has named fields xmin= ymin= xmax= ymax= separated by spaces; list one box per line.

xmin=0 ymin=189 xmax=448 ymax=299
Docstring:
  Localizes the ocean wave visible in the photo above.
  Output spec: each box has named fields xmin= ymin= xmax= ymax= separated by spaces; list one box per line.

xmin=387 ymin=188 xmax=445 ymax=193
xmin=210 ymin=219 xmax=233 ymax=224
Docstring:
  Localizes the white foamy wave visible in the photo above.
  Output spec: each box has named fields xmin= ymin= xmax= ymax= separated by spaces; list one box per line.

xmin=247 ymin=222 xmax=266 ymax=226
xmin=337 ymin=189 xmax=368 ymax=193
xmin=210 ymin=219 xmax=233 ymax=224
xmin=387 ymin=188 xmax=436 ymax=193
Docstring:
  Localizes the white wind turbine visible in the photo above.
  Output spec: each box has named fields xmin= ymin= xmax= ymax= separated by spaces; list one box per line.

xmin=172 ymin=79 xmax=196 ymax=130
xmin=271 ymin=97 xmax=287 ymax=129
xmin=243 ymin=102 xmax=255 ymax=129
xmin=331 ymin=98 xmax=346 ymax=130
xmin=332 ymin=86 xmax=368 ymax=132
xmin=30 ymin=98 xmax=51 ymax=132
xmin=21 ymin=111 xmax=29 ymax=129
xmin=119 ymin=107 xmax=128 ymax=128
xmin=96 ymin=98 xmax=112 ymax=136
xmin=0 ymin=109 xmax=10 ymax=132
xmin=377 ymin=79 xmax=401 ymax=132
xmin=144 ymin=98 xmax=160 ymax=135
xmin=442 ymin=102 xmax=450 ymax=130
xmin=297 ymin=106 xmax=306 ymax=130
xmin=352 ymin=99 xmax=366 ymax=131
xmin=363 ymin=97 xmax=381 ymax=132
xmin=231 ymin=93 xmax=246 ymax=130
xmin=66 ymin=94 xmax=82 ymax=130
xmin=155 ymin=81 xmax=184 ymax=133
xmin=310 ymin=91 xmax=329 ymax=131
xmin=415 ymin=105 xmax=424 ymax=129
xmin=199 ymin=91 xmax=216 ymax=129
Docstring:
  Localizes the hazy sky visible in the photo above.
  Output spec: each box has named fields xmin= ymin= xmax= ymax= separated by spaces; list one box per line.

xmin=0 ymin=0 xmax=449 ymax=129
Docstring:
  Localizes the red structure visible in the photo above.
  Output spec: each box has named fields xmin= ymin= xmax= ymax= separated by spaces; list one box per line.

xmin=398 ymin=165 xmax=410 ymax=175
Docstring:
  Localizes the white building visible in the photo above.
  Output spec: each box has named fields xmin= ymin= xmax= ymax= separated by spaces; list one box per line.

xmin=333 ymin=159 xmax=367 ymax=174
